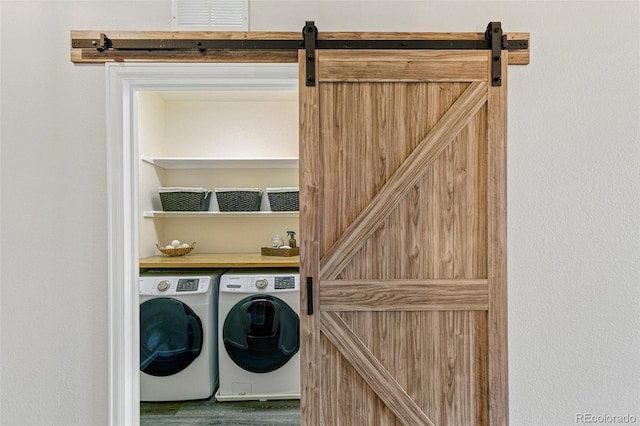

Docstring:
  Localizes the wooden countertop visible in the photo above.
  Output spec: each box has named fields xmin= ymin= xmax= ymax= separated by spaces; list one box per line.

xmin=140 ymin=253 xmax=299 ymax=269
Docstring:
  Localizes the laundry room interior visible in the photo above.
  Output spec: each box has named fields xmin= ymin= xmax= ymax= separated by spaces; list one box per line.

xmin=136 ymin=64 xmax=303 ymax=424
xmin=137 ymin=86 xmax=300 ymax=257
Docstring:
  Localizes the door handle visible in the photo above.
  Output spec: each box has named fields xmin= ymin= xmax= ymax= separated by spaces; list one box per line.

xmin=306 ymin=277 xmax=314 ymax=315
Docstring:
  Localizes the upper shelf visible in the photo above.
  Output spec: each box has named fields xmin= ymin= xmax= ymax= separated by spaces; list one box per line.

xmin=141 ymin=155 xmax=298 ymax=169
xmin=143 ymin=211 xmax=298 ymax=218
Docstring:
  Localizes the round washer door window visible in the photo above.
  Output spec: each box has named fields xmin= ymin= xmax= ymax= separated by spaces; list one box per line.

xmin=140 ymin=298 xmax=203 ymax=377
xmin=223 ymin=295 xmax=300 ymax=373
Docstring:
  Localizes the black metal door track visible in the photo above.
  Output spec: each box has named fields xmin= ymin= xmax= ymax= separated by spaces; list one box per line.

xmin=71 ymin=21 xmax=528 ymax=87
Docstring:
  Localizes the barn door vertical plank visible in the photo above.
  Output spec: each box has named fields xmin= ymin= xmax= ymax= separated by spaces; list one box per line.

xmin=453 ymin=102 xmax=488 ymax=279
xmin=487 ymin=51 xmax=509 ymax=425
xmin=299 ymin=49 xmax=320 ymax=426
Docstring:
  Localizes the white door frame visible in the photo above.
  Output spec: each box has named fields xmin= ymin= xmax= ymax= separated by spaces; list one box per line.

xmin=106 ymin=62 xmax=298 ymax=426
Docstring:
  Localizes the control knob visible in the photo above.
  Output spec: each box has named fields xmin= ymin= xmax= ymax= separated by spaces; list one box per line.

xmin=157 ymin=280 xmax=170 ymax=292
xmin=255 ymin=278 xmax=268 ymax=290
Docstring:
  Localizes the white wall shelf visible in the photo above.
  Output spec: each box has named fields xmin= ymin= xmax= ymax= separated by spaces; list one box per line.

xmin=141 ymin=155 xmax=299 ymax=169
xmin=143 ymin=211 xmax=299 ymax=218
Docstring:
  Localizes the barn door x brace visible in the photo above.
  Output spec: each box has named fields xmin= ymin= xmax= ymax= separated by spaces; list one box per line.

xmin=71 ymin=21 xmax=528 ymax=87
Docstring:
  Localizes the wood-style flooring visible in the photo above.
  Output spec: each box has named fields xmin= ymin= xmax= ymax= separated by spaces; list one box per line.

xmin=141 ymin=397 xmax=300 ymax=425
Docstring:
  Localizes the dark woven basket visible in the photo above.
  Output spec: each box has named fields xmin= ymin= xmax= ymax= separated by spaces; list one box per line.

xmin=159 ymin=190 xmax=211 ymax=211
xmin=215 ymin=189 xmax=262 ymax=212
xmin=267 ymin=189 xmax=299 ymax=211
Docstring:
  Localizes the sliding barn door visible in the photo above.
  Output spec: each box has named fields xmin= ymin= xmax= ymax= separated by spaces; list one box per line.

xmin=299 ymin=49 xmax=508 ymax=425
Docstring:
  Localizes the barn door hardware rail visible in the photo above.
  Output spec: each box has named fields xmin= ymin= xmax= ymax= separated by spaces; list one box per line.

xmin=71 ymin=21 xmax=528 ymax=52
xmin=70 ymin=22 xmax=530 ymax=84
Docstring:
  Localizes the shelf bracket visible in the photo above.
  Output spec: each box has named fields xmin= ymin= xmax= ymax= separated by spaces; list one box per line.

xmin=485 ymin=21 xmax=506 ymax=86
xmin=303 ymin=21 xmax=318 ymax=87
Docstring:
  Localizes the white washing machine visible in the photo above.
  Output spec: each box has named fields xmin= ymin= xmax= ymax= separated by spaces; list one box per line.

xmin=216 ymin=268 xmax=300 ymax=402
xmin=139 ymin=269 xmax=226 ymax=402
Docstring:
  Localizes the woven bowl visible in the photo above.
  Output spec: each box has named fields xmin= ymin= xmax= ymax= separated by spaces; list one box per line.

xmin=156 ymin=242 xmax=196 ymax=257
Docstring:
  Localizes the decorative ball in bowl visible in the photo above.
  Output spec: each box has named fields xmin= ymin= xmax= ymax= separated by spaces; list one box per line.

xmin=156 ymin=241 xmax=196 ymax=257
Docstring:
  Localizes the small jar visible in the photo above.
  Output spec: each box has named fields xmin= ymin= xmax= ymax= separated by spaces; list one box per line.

xmin=271 ymin=235 xmax=284 ymax=248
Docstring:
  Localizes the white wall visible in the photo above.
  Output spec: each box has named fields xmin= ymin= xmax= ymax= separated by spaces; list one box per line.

xmin=161 ymin=93 xmax=299 ymax=158
xmin=138 ymin=91 xmax=167 ymax=258
xmin=1 ymin=1 xmax=638 ymax=425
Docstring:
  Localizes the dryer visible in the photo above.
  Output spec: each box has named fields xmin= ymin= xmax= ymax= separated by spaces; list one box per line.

xmin=139 ymin=269 xmax=225 ymax=402
xmin=216 ymin=268 xmax=300 ymax=401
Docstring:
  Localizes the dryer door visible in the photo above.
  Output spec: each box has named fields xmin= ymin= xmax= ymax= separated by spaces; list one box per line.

xmin=223 ymin=295 xmax=299 ymax=373
xmin=140 ymin=298 xmax=203 ymax=377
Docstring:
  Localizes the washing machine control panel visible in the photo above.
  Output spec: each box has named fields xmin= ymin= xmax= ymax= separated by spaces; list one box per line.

xmin=139 ymin=276 xmax=211 ymax=295
xmin=221 ymin=273 xmax=299 ymax=293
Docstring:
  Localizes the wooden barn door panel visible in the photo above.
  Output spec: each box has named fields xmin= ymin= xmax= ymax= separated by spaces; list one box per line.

xmin=299 ymin=49 xmax=508 ymax=425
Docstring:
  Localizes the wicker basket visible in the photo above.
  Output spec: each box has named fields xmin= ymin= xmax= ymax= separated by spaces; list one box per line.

xmin=261 ymin=246 xmax=300 ymax=257
xmin=159 ymin=187 xmax=211 ymax=212
xmin=215 ymin=188 xmax=262 ymax=212
xmin=266 ymin=187 xmax=299 ymax=211
xmin=156 ymin=242 xmax=196 ymax=257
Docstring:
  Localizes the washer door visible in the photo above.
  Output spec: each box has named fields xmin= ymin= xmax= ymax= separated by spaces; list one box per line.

xmin=223 ymin=295 xmax=299 ymax=373
xmin=140 ymin=298 xmax=203 ymax=377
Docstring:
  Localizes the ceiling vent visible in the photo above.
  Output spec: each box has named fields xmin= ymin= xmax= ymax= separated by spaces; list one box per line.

xmin=172 ymin=0 xmax=249 ymax=30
